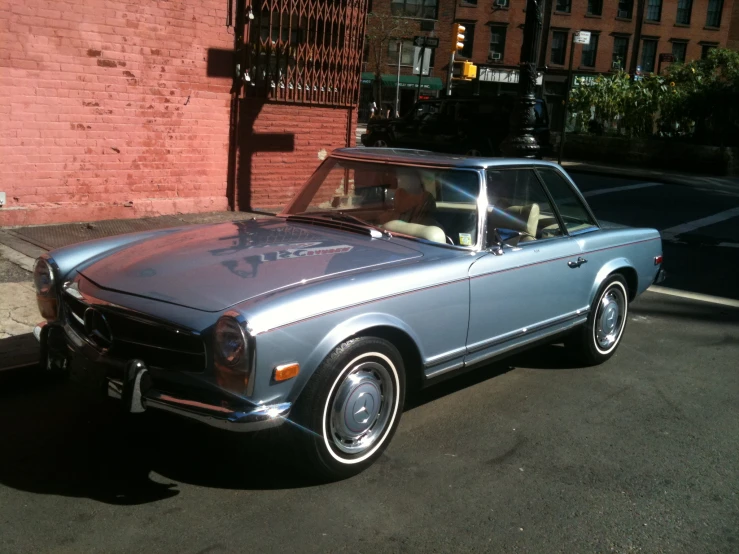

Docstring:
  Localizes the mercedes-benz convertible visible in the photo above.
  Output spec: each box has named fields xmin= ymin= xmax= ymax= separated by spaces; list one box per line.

xmin=33 ymin=148 xmax=665 ymax=479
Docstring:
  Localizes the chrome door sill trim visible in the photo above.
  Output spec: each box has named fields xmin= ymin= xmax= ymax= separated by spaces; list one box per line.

xmin=464 ymin=316 xmax=587 ymax=368
xmin=466 ymin=306 xmax=590 ymax=354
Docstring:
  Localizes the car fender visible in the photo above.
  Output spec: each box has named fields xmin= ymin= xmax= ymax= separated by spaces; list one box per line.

xmin=286 ymin=311 xmax=424 ymax=402
xmin=589 ymin=257 xmax=636 ymax=304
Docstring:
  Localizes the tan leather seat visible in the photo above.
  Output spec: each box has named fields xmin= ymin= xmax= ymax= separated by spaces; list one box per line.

xmin=382 ymin=220 xmax=446 ymax=244
xmin=487 ymin=203 xmax=540 ymax=241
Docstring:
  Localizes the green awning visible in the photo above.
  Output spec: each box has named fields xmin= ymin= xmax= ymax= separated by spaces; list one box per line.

xmin=361 ymin=72 xmax=444 ymax=91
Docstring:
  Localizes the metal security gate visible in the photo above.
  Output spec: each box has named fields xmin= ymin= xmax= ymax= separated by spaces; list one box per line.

xmin=245 ymin=0 xmax=368 ymax=106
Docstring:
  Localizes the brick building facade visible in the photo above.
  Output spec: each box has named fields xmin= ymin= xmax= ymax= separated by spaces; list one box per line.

xmin=0 ymin=0 xmax=363 ymax=225
xmin=361 ymin=0 xmax=737 ymax=124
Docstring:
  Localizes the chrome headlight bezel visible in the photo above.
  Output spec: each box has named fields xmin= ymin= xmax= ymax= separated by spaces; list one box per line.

xmin=214 ymin=315 xmax=248 ymax=367
xmin=33 ymin=257 xmax=55 ymax=297
xmin=33 ymin=256 xmax=60 ymax=321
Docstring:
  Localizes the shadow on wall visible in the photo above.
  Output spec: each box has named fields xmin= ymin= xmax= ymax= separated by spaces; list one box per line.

xmin=207 ymin=47 xmax=295 ymax=212
xmin=236 ymin=99 xmax=295 ymax=212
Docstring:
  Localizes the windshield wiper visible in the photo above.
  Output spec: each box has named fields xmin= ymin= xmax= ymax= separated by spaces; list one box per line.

xmin=285 ymin=213 xmax=388 ymax=238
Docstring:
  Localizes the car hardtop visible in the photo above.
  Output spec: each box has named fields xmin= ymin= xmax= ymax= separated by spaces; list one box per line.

xmin=332 ymin=147 xmax=564 ymax=172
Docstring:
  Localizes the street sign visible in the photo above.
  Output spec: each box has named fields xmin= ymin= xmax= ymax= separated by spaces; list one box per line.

xmin=659 ymin=53 xmax=675 ymax=63
xmin=573 ymin=31 xmax=591 ymax=45
xmin=413 ymin=46 xmax=431 ymax=76
xmin=413 ymin=36 xmax=439 ymax=48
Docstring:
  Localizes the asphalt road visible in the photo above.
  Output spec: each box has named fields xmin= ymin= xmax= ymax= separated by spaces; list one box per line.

xmin=569 ymin=171 xmax=739 ymax=300
xmin=1 ymin=171 xmax=738 ymax=553
xmin=0 ymin=292 xmax=737 ymax=553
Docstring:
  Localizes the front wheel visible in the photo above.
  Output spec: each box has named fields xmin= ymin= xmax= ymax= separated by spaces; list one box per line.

xmin=568 ymin=275 xmax=629 ymax=365
xmin=289 ymin=337 xmax=406 ymax=480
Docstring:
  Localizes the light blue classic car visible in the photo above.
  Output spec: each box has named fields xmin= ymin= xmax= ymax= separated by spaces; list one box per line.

xmin=33 ymin=148 xmax=665 ymax=479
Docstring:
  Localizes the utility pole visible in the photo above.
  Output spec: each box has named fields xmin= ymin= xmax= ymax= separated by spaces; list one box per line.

xmin=395 ymin=40 xmax=402 ymax=117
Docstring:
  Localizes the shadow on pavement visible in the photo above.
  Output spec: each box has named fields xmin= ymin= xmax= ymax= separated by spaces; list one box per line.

xmin=0 ymin=333 xmax=39 ymax=372
xmin=0 ymin=342 xmax=591 ymax=502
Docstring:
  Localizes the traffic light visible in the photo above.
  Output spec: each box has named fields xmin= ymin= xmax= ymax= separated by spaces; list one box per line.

xmin=451 ymin=23 xmax=466 ymax=53
xmin=452 ymin=60 xmax=478 ymax=80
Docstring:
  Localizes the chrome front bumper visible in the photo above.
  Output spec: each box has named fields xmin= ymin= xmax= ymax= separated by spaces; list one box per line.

xmin=35 ymin=322 xmax=292 ymax=433
xmin=106 ymin=375 xmax=291 ymax=432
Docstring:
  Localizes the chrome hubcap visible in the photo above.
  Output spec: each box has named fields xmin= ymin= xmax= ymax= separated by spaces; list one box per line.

xmin=595 ymin=286 xmax=625 ymax=350
xmin=329 ymin=361 xmax=394 ymax=455
xmin=374 ymin=140 xmax=387 ymax=147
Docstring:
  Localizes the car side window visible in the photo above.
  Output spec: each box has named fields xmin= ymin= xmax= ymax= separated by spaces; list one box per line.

xmin=537 ymin=168 xmax=598 ymax=235
xmin=486 ymin=169 xmax=566 ymax=244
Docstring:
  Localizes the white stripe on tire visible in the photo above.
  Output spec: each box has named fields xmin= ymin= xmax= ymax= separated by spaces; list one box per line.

xmin=321 ymin=351 xmax=401 ymax=465
xmin=593 ymin=281 xmax=629 ymax=355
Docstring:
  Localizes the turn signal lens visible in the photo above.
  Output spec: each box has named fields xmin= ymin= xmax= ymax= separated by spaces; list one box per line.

xmin=654 ymin=255 xmax=663 ymax=265
xmin=274 ymin=363 xmax=300 ymax=382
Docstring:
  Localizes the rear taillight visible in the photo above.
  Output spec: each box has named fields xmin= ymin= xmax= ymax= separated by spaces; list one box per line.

xmin=654 ymin=255 xmax=663 ymax=265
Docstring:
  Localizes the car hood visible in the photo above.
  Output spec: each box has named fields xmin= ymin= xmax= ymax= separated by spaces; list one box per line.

xmin=79 ymin=218 xmax=423 ymax=312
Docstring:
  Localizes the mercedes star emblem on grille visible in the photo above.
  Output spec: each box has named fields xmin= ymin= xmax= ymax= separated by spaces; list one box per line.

xmin=83 ymin=307 xmax=113 ymax=349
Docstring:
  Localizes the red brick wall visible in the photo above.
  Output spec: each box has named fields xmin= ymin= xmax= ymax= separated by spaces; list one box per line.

xmin=0 ymin=0 xmax=236 ymax=226
xmin=0 ymin=0 xmax=356 ymax=226
xmin=240 ymin=103 xmax=355 ymax=211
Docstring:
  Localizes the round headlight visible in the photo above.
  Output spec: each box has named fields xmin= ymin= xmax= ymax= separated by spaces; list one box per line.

xmin=33 ymin=258 xmax=55 ymax=296
xmin=214 ymin=317 xmax=246 ymax=366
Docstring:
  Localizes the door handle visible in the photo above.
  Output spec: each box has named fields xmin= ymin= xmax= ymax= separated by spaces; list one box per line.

xmin=568 ymin=257 xmax=588 ymax=268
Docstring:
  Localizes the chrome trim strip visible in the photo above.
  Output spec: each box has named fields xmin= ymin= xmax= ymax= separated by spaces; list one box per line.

xmin=425 ymin=361 xmax=465 ymax=379
xmin=464 ymin=316 xmax=588 ymax=368
xmin=466 ymin=306 xmax=590 ymax=354
xmin=425 ymin=346 xmax=468 ymax=367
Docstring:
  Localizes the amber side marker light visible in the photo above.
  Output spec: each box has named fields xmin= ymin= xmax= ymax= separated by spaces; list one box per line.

xmin=655 ymin=255 xmax=663 ymax=265
xmin=274 ymin=363 xmax=300 ymax=382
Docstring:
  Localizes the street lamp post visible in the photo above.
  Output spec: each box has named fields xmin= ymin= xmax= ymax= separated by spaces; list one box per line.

xmin=500 ymin=0 xmax=544 ymax=159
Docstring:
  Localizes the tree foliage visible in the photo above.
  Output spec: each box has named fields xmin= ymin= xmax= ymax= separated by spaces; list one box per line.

xmin=567 ymin=48 xmax=739 ymax=145
xmin=364 ymin=12 xmax=414 ymax=109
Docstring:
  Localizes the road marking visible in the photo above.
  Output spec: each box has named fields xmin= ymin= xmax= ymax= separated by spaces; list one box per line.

xmin=648 ymin=286 xmax=739 ymax=308
xmin=660 ymin=206 xmax=739 ymax=241
xmin=582 ymin=182 xmax=663 ymax=198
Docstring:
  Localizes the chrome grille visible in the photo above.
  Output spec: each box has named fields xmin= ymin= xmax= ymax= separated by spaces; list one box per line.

xmin=63 ymin=293 xmax=207 ymax=372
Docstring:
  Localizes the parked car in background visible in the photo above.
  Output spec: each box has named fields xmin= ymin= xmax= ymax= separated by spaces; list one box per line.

xmin=361 ymin=96 xmax=551 ymax=157
xmin=34 ymin=148 xmax=664 ymax=480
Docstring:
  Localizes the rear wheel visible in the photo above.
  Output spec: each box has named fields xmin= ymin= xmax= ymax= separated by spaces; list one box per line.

xmin=290 ymin=337 xmax=406 ymax=480
xmin=568 ymin=275 xmax=629 ymax=365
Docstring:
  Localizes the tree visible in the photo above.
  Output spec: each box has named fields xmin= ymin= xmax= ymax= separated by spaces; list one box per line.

xmin=364 ymin=12 xmax=414 ymax=115
xmin=662 ymin=48 xmax=739 ymax=146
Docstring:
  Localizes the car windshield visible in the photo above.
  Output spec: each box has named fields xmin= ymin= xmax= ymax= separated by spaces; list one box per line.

xmin=282 ymin=158 xmax=482 ymax=247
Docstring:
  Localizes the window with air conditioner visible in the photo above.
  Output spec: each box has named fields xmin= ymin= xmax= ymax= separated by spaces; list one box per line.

xmin=617 ymin=0 xmax=633 ymax=18
xmin=489 ymin=26 xmax=506 ymax=62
